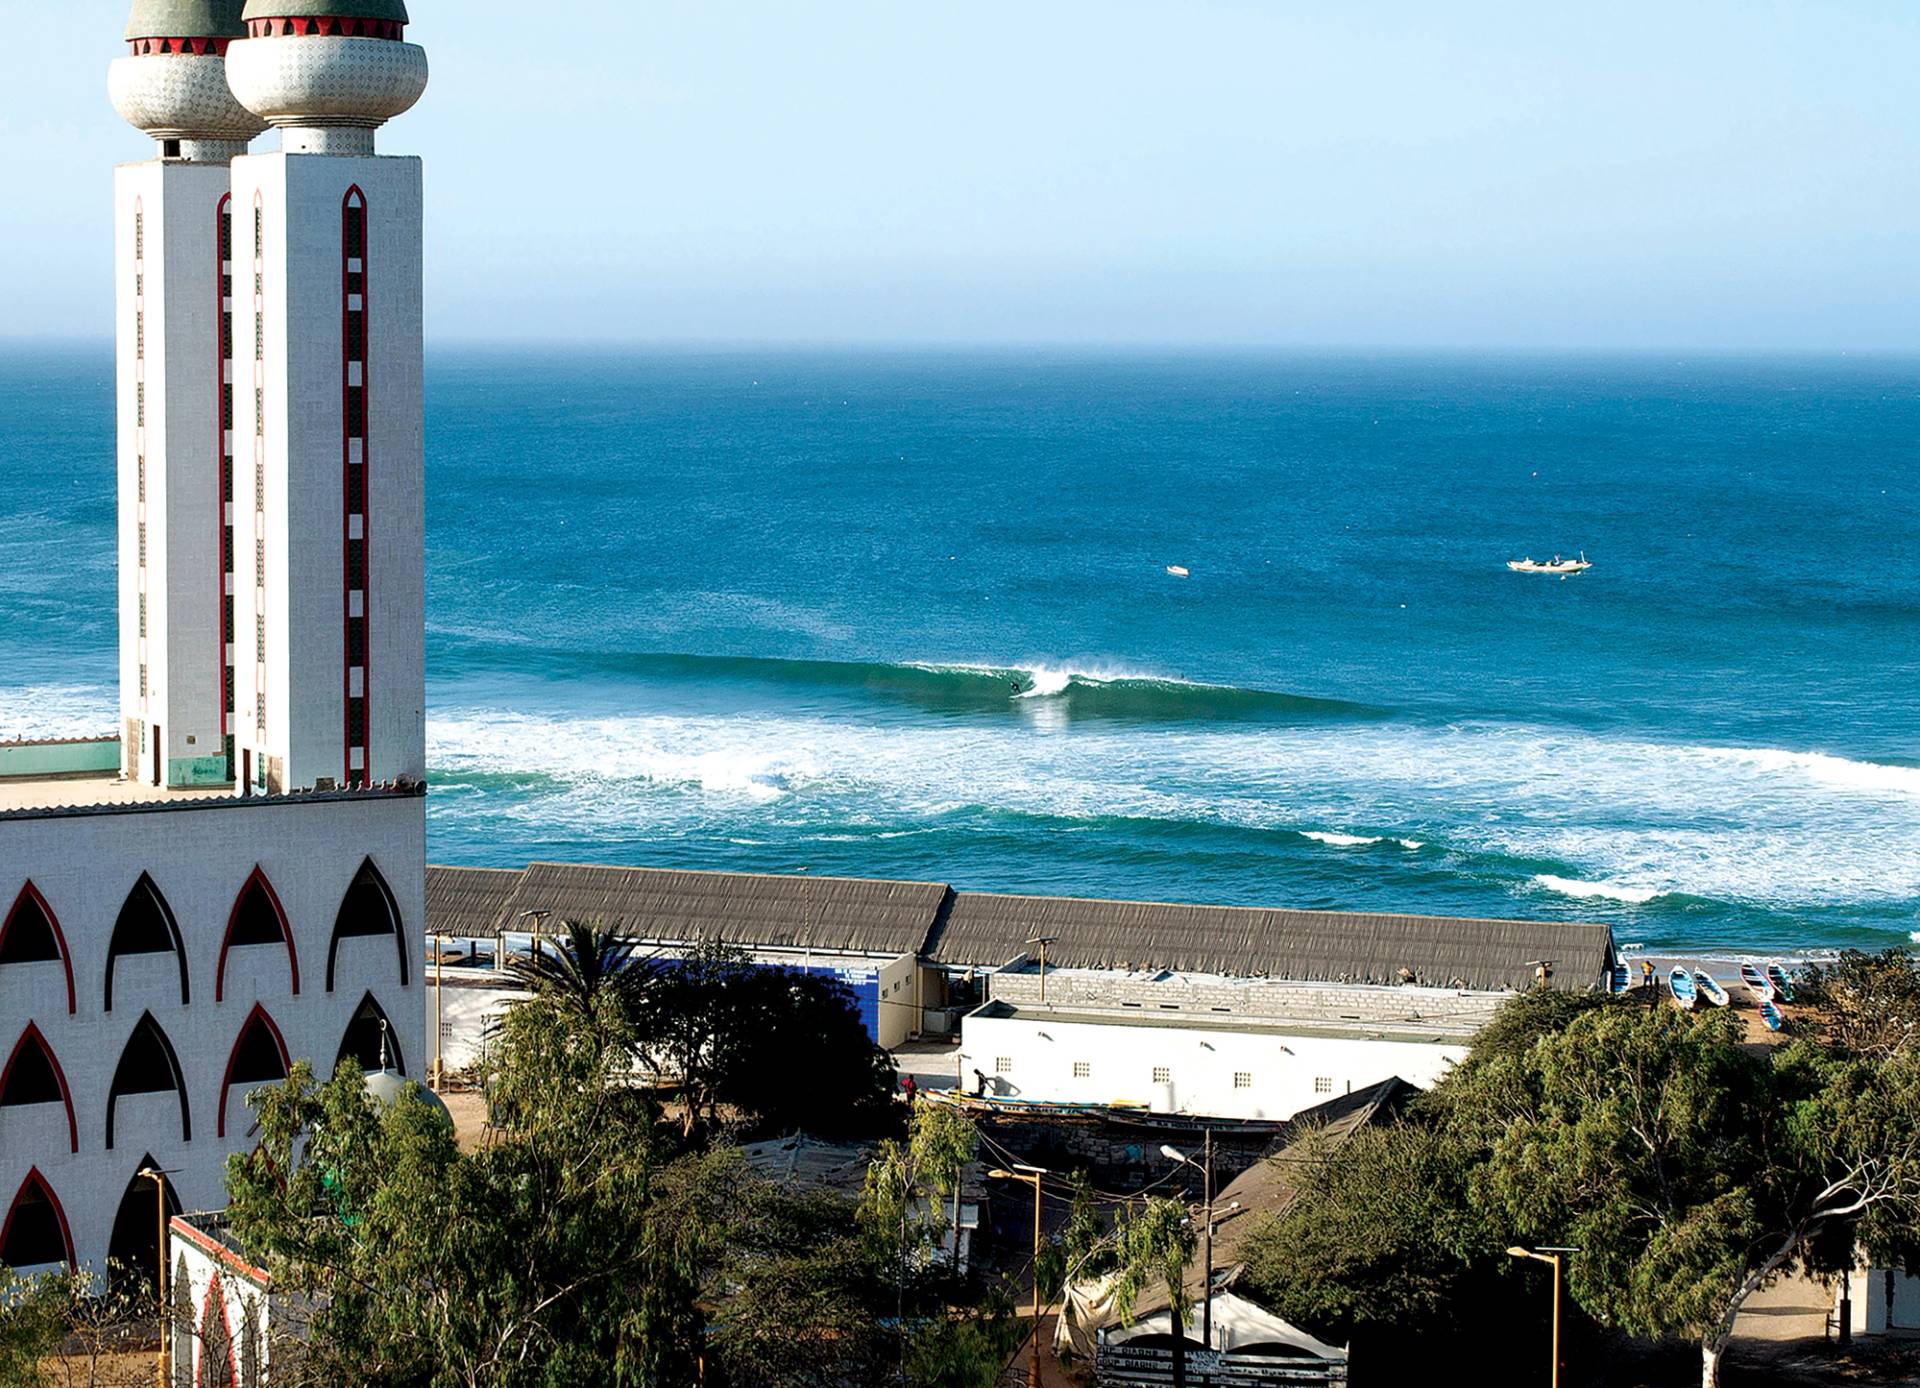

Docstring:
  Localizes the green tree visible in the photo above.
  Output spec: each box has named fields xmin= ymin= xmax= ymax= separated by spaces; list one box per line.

xmin=225 ymin=994 xmax=717 ymax=1387
xmin=1110 ymin=1196 xmax=1198 ymax=1388
xmin=1237 ymin=1120 xmax=1498 ymax=1346
xmin=503 ymin=918 xmax=659 ymax=1038
xmin=0 ymin=1268 xmax=67 ymax=1388
xmin=630 ymin=941 xmax=897 ymax=1139
xmin=1800 ymin=948 xmax=1920 ymax=1059
xmin=1451 ymin=1003 xmax=1920 ymax=1388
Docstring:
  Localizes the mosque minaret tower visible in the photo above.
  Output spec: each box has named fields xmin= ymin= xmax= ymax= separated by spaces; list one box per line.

xmin=110 ymin=1 xmax=267 ymax=789
xmin=225 ymin=2 xmax=428 ymax=793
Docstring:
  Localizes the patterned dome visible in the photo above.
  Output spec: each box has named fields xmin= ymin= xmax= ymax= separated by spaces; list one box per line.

xmin=125 ymin=0 xmax=247 ymax=41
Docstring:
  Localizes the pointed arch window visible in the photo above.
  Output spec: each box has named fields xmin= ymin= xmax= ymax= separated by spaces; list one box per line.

xmin=0 ymin=882 xmax=75 ymax=1015
xmin=0 ymin=1023 xmax=78 ymax=1154
xmin=107 ymin=873 xmax=190 ymax=1011
xmin=0 ymin=1168 xmax=75 ymax=1269
xmin=173 ymin=1255 xmax=194 ymax=1388
xmin=198 ymin=1274 xmax=236 ymax=1388
xmin=337 ymin=993 xmax=404 ymax=1076
xmin=216 ymin=868 xmax=299 ymax=1003
xmin=107 ymin=1013 xmax=192 ymax=1149
xmin=107 ymin=1157 xmax=180 ymax=1292
xmin=327 ymin=858 xmax=408 ymax=991
xmin=217 ymin=1005 xmax=289 ymax=1138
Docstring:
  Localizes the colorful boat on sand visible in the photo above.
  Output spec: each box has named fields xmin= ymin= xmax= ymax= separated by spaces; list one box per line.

xmin=1767 ymin=963 xmax=1796 ymax=1003
xmin=1608 ymin=963 xmax=1633 ymax=996
xmin=1760 ymin=1000 xmax=1786 ymax=1033
xmin=1739 ymin=964 xmax=1774 ymax=1002
xmin=1694 ymin=971 xmax=1731 ymax=1007
xmin=1670 ymin=968 xmax=1697 ymax=1010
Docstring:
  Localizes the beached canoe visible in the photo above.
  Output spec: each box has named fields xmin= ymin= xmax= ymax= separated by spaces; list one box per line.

xmin=1694 ymin=971 xmax=1731 ymax=1007
xmin=1760 ymin=1000 xmax=1786 ymax=1033
xmin=1767 ymin=963 xmax=1796 ymax=1003
xmin=1739 ymin=963 xmax=1774 ymax=1002
xmin=1608 ymin=963 xmax=1633 ymax=996
xmin=1669 ymin=968 xmax=1697 ymax=1010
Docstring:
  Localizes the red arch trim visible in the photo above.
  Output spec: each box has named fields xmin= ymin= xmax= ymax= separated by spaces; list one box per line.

xmin=216 ymin=1004 xmax=291 ymax=1139
xmin=0 ymin=1168 xmax=76 ymax=1269
xmin=0 ymin=882 xmax=76 ymax=1015
xmin=200 ymin=1272 xmax=239 ymax=1387
xmin=215 ymin=866 xmax=300 ymax=1004
xmin=0 ymin=1024 xmax=79 ymax=1155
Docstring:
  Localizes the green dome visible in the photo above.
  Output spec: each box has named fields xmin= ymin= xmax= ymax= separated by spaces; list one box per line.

xmin=239 ymin=0 xmax=409 ymax=21
xmin=124 ymin=0 xmax=247 ymax=40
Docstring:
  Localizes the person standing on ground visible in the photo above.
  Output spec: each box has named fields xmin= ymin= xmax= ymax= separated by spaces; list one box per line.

xmin=902 ymin=1074 xmax=918 ymax=1104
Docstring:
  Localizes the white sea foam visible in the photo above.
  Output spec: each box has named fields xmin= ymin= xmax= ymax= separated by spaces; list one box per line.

xmin=1534 ymin=875 xmax=1666 ymax=905
xmin=1302 ymin=831 xmax=1383 ymax=847
xmin=424 ymin=704 xmax=1920 ymax=912
xmin=0 ymin=684 xmax=117 ymax=742
xmin=1396 ymin=839 xmax=1425 ymax=850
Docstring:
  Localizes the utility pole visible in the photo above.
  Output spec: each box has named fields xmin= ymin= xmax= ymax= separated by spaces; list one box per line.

xmin=431 ymin=930 xmax=444 ymax=1090
xmin=1508 ymin=1245 xmax=1579 ymax=1388
xmin=140 ymin=1167 xmax=169 ymax=1388
xmin=1202 ymin=1128 xmax=1214 ymax=1351
xmin=989 ymin=1164 xmax=1048 ymax=1388
xmin=1026 ymin=935 xmax=1056 ymax=1005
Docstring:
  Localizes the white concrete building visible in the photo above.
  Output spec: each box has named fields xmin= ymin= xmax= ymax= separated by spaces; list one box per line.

xmin=0 ymin=0 xmax=429 ymax=1284
xmin=958 ymin=977 xmax=1479 ymax=1123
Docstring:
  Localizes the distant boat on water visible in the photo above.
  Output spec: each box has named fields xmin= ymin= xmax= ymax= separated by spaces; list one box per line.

xmin=1508 ymin=552 xmax=1592 ymax=576
xmin=1670 ymin=968 xmax=1697 ymax=1010
xmin=1166 ymin=565 xmax=1190 ymax=578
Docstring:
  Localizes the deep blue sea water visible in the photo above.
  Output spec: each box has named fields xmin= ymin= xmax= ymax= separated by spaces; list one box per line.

xmin=3 ymin=345 xmax=1917 ymax=955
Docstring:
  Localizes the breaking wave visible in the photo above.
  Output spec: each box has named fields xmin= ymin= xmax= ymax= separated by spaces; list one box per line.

xmin=1534 ymin=875 xmax=1668 ymax=905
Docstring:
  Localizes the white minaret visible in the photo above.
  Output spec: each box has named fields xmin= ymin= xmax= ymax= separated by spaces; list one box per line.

xmin=224 ymin=3 xmax=428 ymax=793
xmin=109 ymin=1 xmax=266 ymax=788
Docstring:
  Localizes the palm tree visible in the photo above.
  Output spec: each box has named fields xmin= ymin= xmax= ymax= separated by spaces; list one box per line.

xmin=504 ymin=918 xmax=658 ymax=1024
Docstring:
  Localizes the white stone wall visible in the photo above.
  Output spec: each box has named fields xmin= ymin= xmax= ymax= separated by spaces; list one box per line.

xmin=957 ymin=1009 xmax=1464 ymax=1123
xmin=116 ymin=160 xmax=233 ymax=788
xmin=0 ymin=792 xmax=423 ymax=1275
xmin=231 ymin=150 xmax=425 ymax=793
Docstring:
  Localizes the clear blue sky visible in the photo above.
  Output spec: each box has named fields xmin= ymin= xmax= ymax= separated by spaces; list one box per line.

xmin=7 ymin=1 xmax=1919 ymax=347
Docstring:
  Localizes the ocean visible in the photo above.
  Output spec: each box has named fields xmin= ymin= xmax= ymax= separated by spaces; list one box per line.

xmin=3 ymin=345 xmax=1916 ymax=956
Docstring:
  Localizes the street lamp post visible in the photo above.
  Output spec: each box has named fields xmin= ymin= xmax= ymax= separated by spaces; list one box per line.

xmin=138 ymin=1167 xmax=171 ymax=1388
xmin=1508 ymin=1245 xmax=1580 ymax=1388
xmin=1161 ymin=1133 xmax=1215 ymax=1351
xmin=988 ymin=1164 xmax=1048 ymax=1388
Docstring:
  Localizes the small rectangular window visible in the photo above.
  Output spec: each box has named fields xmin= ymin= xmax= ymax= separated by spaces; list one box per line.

xmin=1152 ymin=1066 xmax=1171 ymax=1085
xmin=995 ymin=1056 xmax=1012 ymax=1074
xmin=1233 ymin=1072 xmax=1252 ymax=1090
xmin=1314 ymin=1077 xmax=1333 ymax=1095
xmin=1072 ymin=1061 xmax=1090 ymax=1079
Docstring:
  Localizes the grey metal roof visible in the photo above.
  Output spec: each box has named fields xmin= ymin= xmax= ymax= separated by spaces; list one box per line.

xmin=425 ymin=863 xmax=952 ymax=958
xmin=423 ymin=867 xmax=523 ymax=939
xmin=928 ymin=891 xmax=1614 ymax=991
xmin=239 ymin=0 xmax=408 ymax=22
xmin=125 ymin=0 xmax=247 ymax=39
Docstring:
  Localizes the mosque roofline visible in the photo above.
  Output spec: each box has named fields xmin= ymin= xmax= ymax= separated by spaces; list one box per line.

xmin=240 ymin=0 xmax=409 ymax=22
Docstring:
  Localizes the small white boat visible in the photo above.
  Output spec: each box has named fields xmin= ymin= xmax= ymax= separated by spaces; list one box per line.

xmin=1508 ymin=552 xmax=1592 ymax=575
xmin=1694 ymin=970 xmax=1731 ymax=1008
xmin=1669 ymin=968 xmax=1697 ymax=1010
xmin=1607 ymin=963 xmax=1632 ymax=996
xmin=1739 ymin=963 xmax=1774 ymax=1003
xmin=1166 ymin=565 xmax=1190 ymax=578
xmin=1760 ymin=1000 xmax=1786 ymax=1033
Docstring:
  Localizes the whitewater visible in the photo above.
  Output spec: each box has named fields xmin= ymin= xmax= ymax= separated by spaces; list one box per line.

xmin=3 ymin=347 xmax=1917 ymax=954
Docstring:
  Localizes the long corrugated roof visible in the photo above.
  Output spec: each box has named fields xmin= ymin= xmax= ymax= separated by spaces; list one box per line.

xmin=426 ymin=862 xmax=950 ymax=957
xmin=424 ymin=863 xmax=1614 ymax=990
xmin=927 ymin=891 xmax=1612 ymax=991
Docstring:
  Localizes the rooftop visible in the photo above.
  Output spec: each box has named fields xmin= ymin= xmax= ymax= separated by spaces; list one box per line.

xmin=0 ymin=770 xmax=236 ymax=816
xmin=971 ymin=998 xmax=1479 ymax=1046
